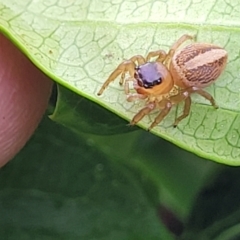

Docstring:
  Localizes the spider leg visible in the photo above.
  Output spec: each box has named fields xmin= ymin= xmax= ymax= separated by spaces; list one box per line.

xmin=130 ymin=102 xmax=156 ymax=126
xmin=123 ymin=78 xmax=146 ymax=101
xmin=148 ymin=100 xmax=172 ymax=131
xmin=126 ymin=93 xmax=147 ymax=102
xmin=119 ymin=55 xmax=146 ymax=85
xmin=97 ymin=60 xmax=135 ymax=95
xmin=145 ymin=34 xmax=195 ymax=64
xmin=98 ymin=55 xmax=146 ymax=96
xmin=171 ymin=86 xmax=218 ymax=126
xmin=129 ymin=55 xmax=146 ymax=65
xmin=145 ymin=50 xmax=167 ymax=62
xmin=191 ymin=87 xmax=218 ymax=109
xmin=124 ymin=77 xmax=136 ymax=94
xmin=170 ymin=34 xmax=196 ymax=51
xmin=173 ymin=96 xmax=191 ymax=127
xmin=164 ymin=34 xmax=195 ymax=66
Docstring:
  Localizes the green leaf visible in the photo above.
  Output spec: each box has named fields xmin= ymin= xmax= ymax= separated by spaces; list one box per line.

xmin=0 ymin=0 xmax=240 ymax=165
xmin=0 ymin=117 xmax=174 ymax=240
xmin=180 ymin=167 xmax=240 ymax=240
xmin=50 ymin=85 xmax=138 ymax=135
xmin=85 ymin=130 xmax=218 ymax=220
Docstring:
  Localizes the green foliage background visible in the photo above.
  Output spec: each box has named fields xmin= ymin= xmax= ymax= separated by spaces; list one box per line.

xmin=1 ymin=0 xmax=240 ymax=239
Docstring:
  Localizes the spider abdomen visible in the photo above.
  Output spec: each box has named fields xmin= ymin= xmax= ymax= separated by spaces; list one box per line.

xmin=170 ymin=43 xmax=228 ymax=88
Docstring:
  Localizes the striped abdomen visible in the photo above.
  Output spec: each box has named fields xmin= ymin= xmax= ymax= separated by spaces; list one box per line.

xmin=170 ymin=43 xmax=228 ymax=88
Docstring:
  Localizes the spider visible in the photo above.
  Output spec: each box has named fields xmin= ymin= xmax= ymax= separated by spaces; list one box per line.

xmin=97 ymin=34 xmax=228 ymax=130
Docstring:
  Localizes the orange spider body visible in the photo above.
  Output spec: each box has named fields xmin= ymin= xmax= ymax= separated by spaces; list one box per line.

xmin=98 ymin=35 xmax=228 ymax=130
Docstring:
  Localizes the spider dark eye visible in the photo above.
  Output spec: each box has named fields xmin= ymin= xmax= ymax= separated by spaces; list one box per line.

xmin=135 ymin=62 xmax=162 ymax=88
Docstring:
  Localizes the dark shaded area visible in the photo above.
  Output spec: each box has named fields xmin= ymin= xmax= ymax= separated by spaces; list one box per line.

xmin=0 ymin=117 xmax=166 ymax=239
xmin=51 ymin=85 xmax=139 ymax=135
xmin=181 ymin=167 xmax=240 ymax=239
xmin=158 ymin=205 xmax=184 ymax=236
xmin=49 ymin=82 xmax=58 ymax=107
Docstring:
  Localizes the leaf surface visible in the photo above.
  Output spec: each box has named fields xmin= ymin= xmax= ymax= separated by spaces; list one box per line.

xmin=1 ymin=0 xmax=240 ymax=165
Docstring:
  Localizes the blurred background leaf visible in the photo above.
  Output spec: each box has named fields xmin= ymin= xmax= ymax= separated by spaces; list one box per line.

xmin=0 ymin=117 xmax=175 ymax=239
xmin=181 ymin=167 xmax=240 ymax=240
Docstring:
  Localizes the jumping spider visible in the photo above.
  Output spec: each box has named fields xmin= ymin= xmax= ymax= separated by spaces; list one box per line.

xmin=97 ymin=34 xmax=228 ymax=130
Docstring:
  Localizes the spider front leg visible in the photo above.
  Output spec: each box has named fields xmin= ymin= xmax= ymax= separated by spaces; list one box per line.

xmin=97 ymin=55 xmax=146 ymax=96
xmin=97 ymin=60 xmax=135 ymax=96
xmin=124 ymin=78 xmax=147 ymax=102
